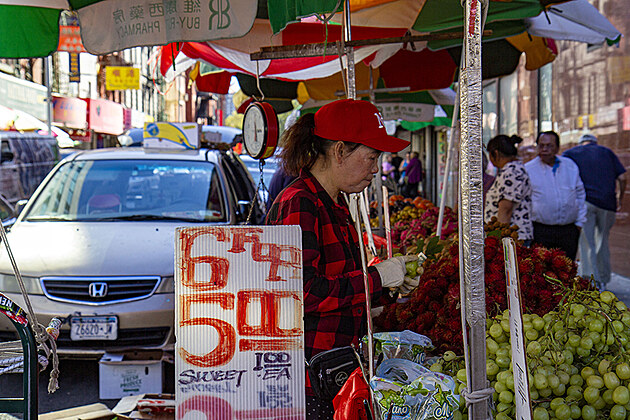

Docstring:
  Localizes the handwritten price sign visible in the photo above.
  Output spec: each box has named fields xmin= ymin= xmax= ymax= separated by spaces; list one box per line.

xmin=175 ymin=226 xmax=305 ymax=419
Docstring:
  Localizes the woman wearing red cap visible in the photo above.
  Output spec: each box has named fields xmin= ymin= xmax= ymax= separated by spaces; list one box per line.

xmin=265 ymin=99 xmax=417 ymax=418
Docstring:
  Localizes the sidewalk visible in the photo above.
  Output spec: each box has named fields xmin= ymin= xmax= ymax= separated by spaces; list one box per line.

xmin=605 ymin=272 xmax=630 ymax=307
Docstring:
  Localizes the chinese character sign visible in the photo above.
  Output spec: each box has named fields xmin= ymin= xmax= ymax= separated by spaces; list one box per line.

xmin=175 ymin=226 xmax=306 ymax=419
xmin=105 ymin=66 xmax=140 ymax=90
xmin=77 ymin=0 xmax=257 ymax=55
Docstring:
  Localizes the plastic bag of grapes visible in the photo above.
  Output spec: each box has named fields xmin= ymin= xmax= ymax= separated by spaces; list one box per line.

xmin=364 ymin=330 xmax=434 ymax=366
xmin=371 ymin=358 xmax=459 ymax=420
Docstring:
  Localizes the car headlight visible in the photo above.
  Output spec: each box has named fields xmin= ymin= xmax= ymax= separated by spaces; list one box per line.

xmin=157 ymin=275 xmax=174 ymax=293
xmin=0 ymin=273 xmax=43 ymax=294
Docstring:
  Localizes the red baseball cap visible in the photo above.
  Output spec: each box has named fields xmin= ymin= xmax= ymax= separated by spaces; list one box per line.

xmin=313 ymin=99 xmax=410 ymax=153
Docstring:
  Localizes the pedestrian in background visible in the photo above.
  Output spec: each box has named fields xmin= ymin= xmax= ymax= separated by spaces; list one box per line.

xmin=265 ymin=99 xmax=418 ymax=419
xmin=484 ymin=134 xmax=533 ymax=242
xmin=403 ymin=151 xmax=423 ymax=198
xmin=525 ymin=131 xmax=586 ymax=260
xmin=563 ymin=133 xmax=627 ymax=289
xmin=391 ymin=151 xmax=403 ymax=184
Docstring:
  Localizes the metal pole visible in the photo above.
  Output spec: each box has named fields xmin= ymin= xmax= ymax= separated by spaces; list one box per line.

xmin=343 ymin=0 xmax=356 ymax=100
xmin=436 ymin=91 xmax=460 ymax=238
xmin=44 ymin=56 xmax=53 ymax=136
xmin=460 ymin=0 xmax=489 ymax=418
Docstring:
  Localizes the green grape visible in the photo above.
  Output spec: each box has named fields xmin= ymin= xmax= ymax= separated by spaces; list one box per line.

xmin=489 ymin=323 xmax=503 ymax=339
xmin=443 ymin=351 xmax=456 ymax=361
xmin=610 ymin=404 xmax=627 ymax=420
xmin=456 ymin=369 xmax=467 ymax=382
xmin=554 ymin=404 xmax=571 ymax=420
xmin=495 ymin=356 xmax=511 ymax=369
xmin=567 ymin=334 xmax=581 ymax=348
xmin=569 ymin=404 xmax=581 ymax=419
xmin=581 ymin=405 xmax=596 ymax=420
xmin=583 ymin=386 xmax=600 ymax=404
xmin=588 ymin=330 xmax=601 ymax=345
xmin=569 ymin=374 xmax=583 ymax=387
xmin=486 ymin=360 xmax=499 ymax=377
xmin=494 ymin=381 xmax=507 ymax=393
xmin=615 ymin=301 xmax=627 ymax=311
xmin=602 ymin=388 xmax=614 ymax=405
xmin=495 ymin=412 xmax=510 ymax=420
xmin=487 ymin=337 xmax=499 ymax=354
xmin=532 ymin=316 xmax=545 ymax=331
xmin=527 ymin=340 xmax=542 ymax=356
xmin=589 ymin=318 xmax=604 ymax=333
xmin=547 ymin=374 xmax=560 ymax=389
xmin=615 ymin=362 xmax=630 ymax=380
xmin=572 ymin=304 xmax=586 ymax=318
xmin=576 ymin=346 xmax=591 ymax=358
xmin=566 ymin=385 xmax=583 ymax=400
xmin=534 ymin=373 xmax=549 ymax=390
xmin=598 ymin=359 xmax=611 ymax=376
xmin=498 ymin=390 xmax=513 ymax=404
xmin=613 ymin=320 xmax=624 ymax=333
xmin=552 ymin=383 xmax=566 ymax=396
xmin=601 ymin=291 xmax=615 ymax=304
xmin=592 ymin=396 xmax=606 ymax=410
xmin=538 ymin=387 xmax=552 ymax=398
xmin=612 ymin=385 xmax=630 ymax=405
xmin=500 ymin=318 xmax=510 ymax=333
xmin=526 ymin=328 xmax=539 ymax=341
xmin=533 ymin=406 xmax=549 ymax=420
xmin=586 ymin=375 xmax=604 ymax=389
xmin=561 ymin=350 xmax=574 ymax=366
xmin=550 ymin=397 xmax=564 ymax=411
xmin=604 ymin=371 xmax=621 ymax=389
xmin=430 ymin=362 xmax=443 ymax=373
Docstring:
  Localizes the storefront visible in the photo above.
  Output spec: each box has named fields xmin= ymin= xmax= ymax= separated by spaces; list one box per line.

xmin=52 ymin=96 xmax=88 ymax=146
xmin=83 ymin=98 xmax=124 ymax=148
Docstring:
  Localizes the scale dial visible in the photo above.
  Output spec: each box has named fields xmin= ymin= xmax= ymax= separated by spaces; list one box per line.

xmin=242 ymin=102 xmax=278 ymax=159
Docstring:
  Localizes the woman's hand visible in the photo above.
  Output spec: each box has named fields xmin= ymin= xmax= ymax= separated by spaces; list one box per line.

xmin=375 ymin=255 xmax=417 ymax=289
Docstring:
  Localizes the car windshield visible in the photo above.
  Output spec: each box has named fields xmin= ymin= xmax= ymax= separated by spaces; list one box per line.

xmin=26 ymin=159 xmax=226 ymax=222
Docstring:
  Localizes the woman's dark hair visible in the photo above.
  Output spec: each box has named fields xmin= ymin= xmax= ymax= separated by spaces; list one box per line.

xmin=279 ymin=112 xmax=360 ymax=177
xmin=486 ymin=134 xmax=523 ymax=158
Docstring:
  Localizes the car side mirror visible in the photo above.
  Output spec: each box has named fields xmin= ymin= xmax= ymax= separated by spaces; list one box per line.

xmin=14 ymin=199 xmax=27 ymax=215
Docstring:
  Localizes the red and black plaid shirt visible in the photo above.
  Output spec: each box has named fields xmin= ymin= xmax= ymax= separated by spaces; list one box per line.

xmin=265 ymin=169 xmax=387 ymax=364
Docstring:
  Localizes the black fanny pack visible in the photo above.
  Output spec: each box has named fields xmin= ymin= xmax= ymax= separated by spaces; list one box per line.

xmin=306 ymin=346 xmax=362 ymax=401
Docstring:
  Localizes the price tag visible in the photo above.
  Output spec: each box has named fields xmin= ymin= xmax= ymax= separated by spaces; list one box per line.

xmin=502 ymin=237 xmax=532 ymax=419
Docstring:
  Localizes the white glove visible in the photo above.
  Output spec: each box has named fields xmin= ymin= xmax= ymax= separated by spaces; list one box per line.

xmin=375 ymin=255 xmax=417 ymax=289
xmin=398 ymin=275 xmax=420 ymax=295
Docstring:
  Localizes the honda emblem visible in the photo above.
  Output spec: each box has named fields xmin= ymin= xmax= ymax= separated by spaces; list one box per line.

xmin=88 ymin=282 xmax=108 ymax=298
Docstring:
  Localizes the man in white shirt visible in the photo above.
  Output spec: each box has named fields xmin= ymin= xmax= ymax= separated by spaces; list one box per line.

xmin=525 ymin=131 xmax=587 ymax=260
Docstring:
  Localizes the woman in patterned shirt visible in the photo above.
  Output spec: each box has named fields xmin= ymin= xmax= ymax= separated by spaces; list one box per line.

xmin=265 ymin=99 xmax=417 ymax=419
xmin=484 ymin=134 xmax=534 ymax=243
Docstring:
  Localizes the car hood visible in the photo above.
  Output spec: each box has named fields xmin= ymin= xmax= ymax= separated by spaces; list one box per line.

xmin=0 ymin=221 xmax=197 ymax=277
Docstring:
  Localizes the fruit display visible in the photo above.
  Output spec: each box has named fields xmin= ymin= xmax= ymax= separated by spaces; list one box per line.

xmin=392 ymin=206 xmax=458 ymax=249
xmin=374 ymin=222 xmax=591 ymax=354
xmin=429 ymin=287 xmax=630 ymax=419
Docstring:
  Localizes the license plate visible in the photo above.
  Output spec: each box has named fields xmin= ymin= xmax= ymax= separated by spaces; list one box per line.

xmin=70 ymin=316 xmax=118 ymax=340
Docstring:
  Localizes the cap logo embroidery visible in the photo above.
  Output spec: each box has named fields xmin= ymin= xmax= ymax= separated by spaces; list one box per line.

xmin=374 ymin=112 xmax=384 ymax=128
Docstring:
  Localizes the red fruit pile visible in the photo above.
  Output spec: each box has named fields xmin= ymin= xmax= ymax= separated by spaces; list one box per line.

xmin=391 ymin=206 xmax=458 ymax=247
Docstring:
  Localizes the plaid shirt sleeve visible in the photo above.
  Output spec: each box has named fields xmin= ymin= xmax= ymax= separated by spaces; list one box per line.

xmin=266 ymin=173 xmax=387 ymax=360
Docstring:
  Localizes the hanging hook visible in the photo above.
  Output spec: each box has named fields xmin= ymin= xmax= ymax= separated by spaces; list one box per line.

xmin=254 ymin=61 xmax=265 ymax=102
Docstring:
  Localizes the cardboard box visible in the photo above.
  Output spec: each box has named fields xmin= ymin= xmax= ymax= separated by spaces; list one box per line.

xmin=113 ymin=393 xmax=175 ymax=420
xmin=40 ymin=403 xmax=132 ymax=420
xmin=99 ymin=351 xmax=170 ymax=400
